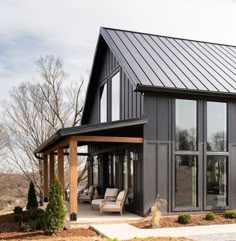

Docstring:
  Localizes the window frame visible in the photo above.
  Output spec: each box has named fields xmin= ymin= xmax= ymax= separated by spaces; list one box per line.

xmin=99 ymin=80 xmax=108 ymax=123
xmin=204 ymin=101 xmax=229 ymax=210
xmin=172 ymin=98 xmax=201 ymax=211
xmin=111 ymin=71 xmax=121 ymax=121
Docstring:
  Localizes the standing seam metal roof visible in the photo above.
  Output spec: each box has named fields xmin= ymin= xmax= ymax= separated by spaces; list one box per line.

xmin=100 ymin=27 xmax=236 ymax=93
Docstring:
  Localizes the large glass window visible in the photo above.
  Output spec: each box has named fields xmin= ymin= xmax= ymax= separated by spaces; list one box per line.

xmin=206 ymin=156 xmax=228 ymax=206
xmin=111 ymin=72 xmax=120 ymax=121
xmin=123 ymin=150 xmax=135 ymax=205
xmin=100 ymin=83 xmax=107 ymax=123
xmin=175 ymin=156 xmax=198 ymax=208
xmin=93 ymin=156 xmax=98 ymax=186
xmin=176 ymin=99 xmax=197 ymax=151
xmin=207 ymin=102 xmax=227 ymax=152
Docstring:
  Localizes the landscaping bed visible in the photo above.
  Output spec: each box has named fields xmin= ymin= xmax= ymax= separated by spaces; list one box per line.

xmin=0 ymin=212 xmax=99 ymax=240
xmin=132 ymin=212 xmax=236 ymax=229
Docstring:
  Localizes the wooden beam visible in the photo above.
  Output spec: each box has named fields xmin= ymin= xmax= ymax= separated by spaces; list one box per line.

xmin=75 ymin=135 xmax=144 ymax=143
xmin=44 ymin=137 xmax=70 ymax=155
xmin=49 ymin=152 xmax=55 ymax=188
xmin=43 ymin=155 xmax=49 ymax=201
xmin=57 ymin=147 xmax=64 ymax=190
xmin=69 ymin=137 xmax=78 ymax=219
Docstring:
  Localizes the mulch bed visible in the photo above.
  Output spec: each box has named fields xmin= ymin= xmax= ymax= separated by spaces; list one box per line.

xmin=132 ymin=213 xmax=236 ymax=229
xmin=0 ymin=212 xmax=99 ymax=240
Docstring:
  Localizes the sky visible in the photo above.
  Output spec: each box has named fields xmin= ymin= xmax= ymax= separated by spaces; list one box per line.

xmin=0 ymin=0 xmax=236 ymax=99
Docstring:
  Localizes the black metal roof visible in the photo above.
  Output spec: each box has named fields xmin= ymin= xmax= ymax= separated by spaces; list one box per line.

xmin=101 ymin=27 xmax=236 ymax=93
xmin=34 ymin=118 xmax=147 ymax=154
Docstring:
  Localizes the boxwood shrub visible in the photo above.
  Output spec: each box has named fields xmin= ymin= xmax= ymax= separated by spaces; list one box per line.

xmin=177 ymin=213 xmax=191 ymax=224
xmin=224 ymin=210 xmax=236 ymax=219
xmin=205 ymin=211 xmax=216 ymax=220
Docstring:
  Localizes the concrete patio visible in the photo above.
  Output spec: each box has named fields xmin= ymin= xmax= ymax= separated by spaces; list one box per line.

xmin=65 ymin=202 xmax=144 ymax=228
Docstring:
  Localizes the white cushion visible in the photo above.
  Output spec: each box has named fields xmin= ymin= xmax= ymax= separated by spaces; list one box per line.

xmin=116 ymin=190 xmax=126 ymax=205
xmin=88 ymin=186 xmax=94 ymax=194
xmin=91 ymin=199 xmax=104 ymax=206
xmin=104 ymin=188 xmax=118 ymax=201
xmin=102 ymin=202 xmax=120 ymax=210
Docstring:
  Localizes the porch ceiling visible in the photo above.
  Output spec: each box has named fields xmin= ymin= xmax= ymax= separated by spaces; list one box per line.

xmin=34 ymin=118 xmax=147 ymax=155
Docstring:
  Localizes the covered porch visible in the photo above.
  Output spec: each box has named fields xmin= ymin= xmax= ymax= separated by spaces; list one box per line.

xmin=34 ymin=118 xmax=147 ymax=220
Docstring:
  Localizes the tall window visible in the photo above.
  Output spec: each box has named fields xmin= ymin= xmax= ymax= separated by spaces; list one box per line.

xmin=206 ymin=102 xmax=228 ymax=207
xmin=175 ymin=156 xmax=198 ymax=207
xmin=176 ymin=99 xmax=197 ymax=151
xmin=111 ymin=72 xmax=120 ymax=121
xmin=93 ymin=156 xmax=99 ymax=186
xmin=123 ymin=149 xmax=135 ymax=205
xmin=175 ymin=99 xmax=198 ymax=208
xmin=207 ymin=102 xmax=227 ymax=152
xmin=100 ymin=83 xmax=107 ymax=122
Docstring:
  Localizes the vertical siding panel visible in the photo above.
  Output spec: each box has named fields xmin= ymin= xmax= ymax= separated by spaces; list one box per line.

xmin=132 ymin=90 xmax=137 ymax=119
xmin=136 ymin=93 xmax=141 ymax=118
xmin=128 ymin=81 xmax=133 ymax=119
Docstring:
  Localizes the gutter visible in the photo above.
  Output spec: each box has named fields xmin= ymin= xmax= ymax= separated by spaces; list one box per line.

xmin=135 ymin=84 xmax=236 ymax=99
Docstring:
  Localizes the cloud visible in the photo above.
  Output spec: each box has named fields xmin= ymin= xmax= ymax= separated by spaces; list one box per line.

xmin=0 ymin=0 xmax=236 ymax=99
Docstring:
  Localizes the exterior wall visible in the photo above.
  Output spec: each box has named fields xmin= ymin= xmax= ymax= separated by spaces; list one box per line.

xmin=143 ymin=95 xmax=171 ymax=214
xmin=142 ymin=93 xmax=236 ymax=214
xmin=85 ymin=45 xmax=143 ymax=125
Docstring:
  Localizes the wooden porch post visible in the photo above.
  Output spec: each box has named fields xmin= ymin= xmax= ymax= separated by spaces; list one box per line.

xmin=43 ymin=154 xmax=49 ymax=201
xmin=69 ymin=137 xmax=78 ymax=220
xmin=57 ymin=147 xmax=64 ymax=190
xmin=49 ymin=152 xmax=55 ymax=188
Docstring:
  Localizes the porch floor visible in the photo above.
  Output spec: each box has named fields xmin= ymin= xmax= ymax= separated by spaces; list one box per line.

xmin=66 ymin=202 xmax=145 ymax=228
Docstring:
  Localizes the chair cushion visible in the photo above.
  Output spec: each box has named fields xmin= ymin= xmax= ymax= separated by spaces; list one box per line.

xmin=104 ymin=188 xmax=118 ymax=201
xmin=88 ymin=185 xmax=94 ymax=194
xmin=116 ymin=190 xmax=126 ymax=205
xmin=102 ymin=202 xmax=120 ymax=211
xmin=91 ymin=199 xmax=104 ymax=206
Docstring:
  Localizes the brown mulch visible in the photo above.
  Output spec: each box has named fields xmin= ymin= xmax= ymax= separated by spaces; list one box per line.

xmin=0 ymin=212 xmax=99 ymax=240
xmin=132 ymin=213 xmax=236 ymax=229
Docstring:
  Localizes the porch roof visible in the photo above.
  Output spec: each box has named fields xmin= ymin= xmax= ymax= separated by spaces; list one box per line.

xmin=34 ymin=118 xmax=147 ymax=154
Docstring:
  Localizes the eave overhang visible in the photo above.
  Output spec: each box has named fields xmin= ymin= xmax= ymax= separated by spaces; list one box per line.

xmin=34 ymin=118 xmax=148 ymax=155
xmin=136 ymin=85 xmax=236 ymax=99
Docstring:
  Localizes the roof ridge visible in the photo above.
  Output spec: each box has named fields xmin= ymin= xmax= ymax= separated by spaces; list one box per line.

xmin=101 ymin=26 xmax=236 ymax=49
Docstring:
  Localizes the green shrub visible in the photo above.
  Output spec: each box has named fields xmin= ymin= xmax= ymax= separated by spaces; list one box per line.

xmin=19 ymin=222 xmax=32 ymax=232
xmin=29 ymin=208 xmax=44 ymax=220
xmin=27 ymin=181 xmax=38 ymax=210
xmin=14 ymin=206 xmax=23 ymax=214
xmin=21 ymin=213 xmax=30 ymax=223
xmin=177 ymin=213 xmax=191 ymax=224
xmin=14 ymin=214 xmax=22 ymax=222
xmin=44 ymin=178 xmax=67 ymax=234
xmin=224 ymin=210 xmax=236 ymax=219
xmin=205 ymin=211 xmax=216 ymax=220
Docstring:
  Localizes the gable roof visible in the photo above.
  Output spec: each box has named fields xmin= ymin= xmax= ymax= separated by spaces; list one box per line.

xmin=101 ymin=27 xmax=236 ymax=93
xmin=82 ymin=27 xmax=236 ymax=123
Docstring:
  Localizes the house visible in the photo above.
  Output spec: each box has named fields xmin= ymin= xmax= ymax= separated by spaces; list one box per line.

xmin=35 ymin=27 xmax=236 ymax=219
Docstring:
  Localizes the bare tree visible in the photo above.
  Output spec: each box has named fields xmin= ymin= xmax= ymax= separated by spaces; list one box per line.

xmin=1 ymin=55 xmax=87 ymax=197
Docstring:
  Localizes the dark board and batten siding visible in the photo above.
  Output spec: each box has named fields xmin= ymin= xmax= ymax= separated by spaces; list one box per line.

xmin=142 ymin=95 xmax=171 ymax=214
xmin=86 ymin=43 xmax=143 ymax=125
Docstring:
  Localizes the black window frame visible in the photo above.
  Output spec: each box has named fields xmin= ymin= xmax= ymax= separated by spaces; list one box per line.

xmin=204 ymin=101 xmax=229 ymax=210
xmin=173 ymin=98 xmax=200 ymax=212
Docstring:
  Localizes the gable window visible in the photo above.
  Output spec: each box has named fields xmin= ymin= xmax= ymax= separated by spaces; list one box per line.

xmin=111 ymin=72 xmax=120 ymax=121
xmin=100 ymin=83 xmax=107 ymax=123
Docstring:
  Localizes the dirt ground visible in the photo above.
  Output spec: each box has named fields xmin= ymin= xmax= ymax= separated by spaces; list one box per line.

xmin=132 ymin=213 xmax=236 ymax=229
xmin=2 ymin=211 xmax=231 ymax=241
